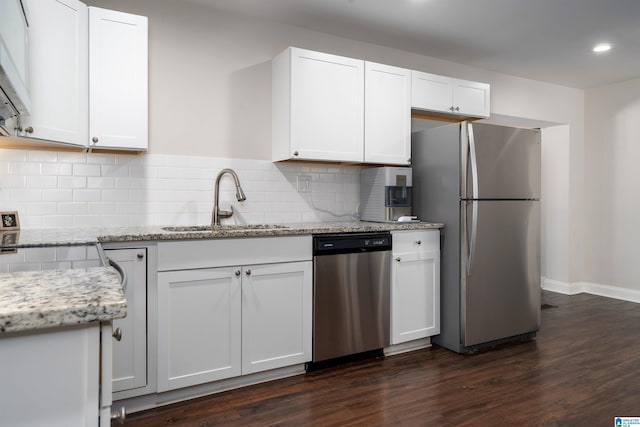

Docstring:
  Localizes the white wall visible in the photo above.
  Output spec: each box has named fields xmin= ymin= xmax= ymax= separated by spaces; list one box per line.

xmin=584 ymin=77 xmax=640 ymax=291
xmin=541 ymin=125 xmax=571 ymax=284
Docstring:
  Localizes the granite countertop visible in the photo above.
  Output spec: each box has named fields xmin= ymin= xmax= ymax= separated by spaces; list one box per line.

xmin=0 ymin=266 xmax=126 ymax=334
xmin=0 ymin=221 xmax=444 ymax=248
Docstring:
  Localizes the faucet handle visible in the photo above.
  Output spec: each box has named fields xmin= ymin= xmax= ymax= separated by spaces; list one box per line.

xmin=218 ymin=205 xmax=234 ymax=219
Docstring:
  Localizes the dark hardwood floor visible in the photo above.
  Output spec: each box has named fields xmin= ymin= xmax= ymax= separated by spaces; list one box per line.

xmin=121 ymin=291 xmax=640 ymax=426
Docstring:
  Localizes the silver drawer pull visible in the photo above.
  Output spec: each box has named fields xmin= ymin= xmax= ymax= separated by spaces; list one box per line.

xmin=245 ymin=269 xmax=251 ymax=276
xmin=112 ymin=327 xmax=123 ymax=341
xmin=235 ymin=270 xmax=241 ymax=276
xmin=395 ymin=257 xmax=401 ymax=262
xmin=416 ymin=240 xmax=422 ymax=245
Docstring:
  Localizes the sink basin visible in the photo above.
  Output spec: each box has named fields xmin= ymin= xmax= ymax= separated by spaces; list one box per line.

xmin=161 ymin=224 xmax=290 ymax=232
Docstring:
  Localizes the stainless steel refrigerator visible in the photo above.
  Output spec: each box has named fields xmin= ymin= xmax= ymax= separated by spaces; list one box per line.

xmin=412 ymin=121 xmax=540 ymax=353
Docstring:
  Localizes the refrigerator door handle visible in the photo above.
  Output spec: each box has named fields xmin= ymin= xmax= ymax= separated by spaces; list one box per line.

xmin=467 ymin=200 xmax=478 ymax=276
xmin=466 ymin=122 xmax=479 ymax=275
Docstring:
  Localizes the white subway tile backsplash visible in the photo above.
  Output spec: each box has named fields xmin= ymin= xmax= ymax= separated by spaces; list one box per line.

xmin=9 ymin=162 xmax=41 ymax=175
xmin=73 ymin=215 xmax=102 ymax=228
xmin=58 ymin=152 xmax=87 ymax=164
xmin=26 ymin=151 xmax=58 ymax=162
xmin=42 ymin=162 xmax=73 ymax=176
xmin=58 ymin=176 xmax=87 ymax=189
xmin=87 ymin=177 xmax=115 ymax=189
xmin=0 ymin=149 xmax=361 ymax=229
xmin=73 ymin=164 xmax=101 ymax=177
xmin=60 ymin=202 xmax=84 ymax=217
xmin=43 ymin=189 xmax=73 ymax=202
xmin=101 ymin=164 xmax=130 ymax=178
xmin=26 ymin=175 xmax=57 ymax=188
xmin=73 ymin=189 xmax=101 ymax=202
xmin=86 ymin=153 xmax=116 ymax=165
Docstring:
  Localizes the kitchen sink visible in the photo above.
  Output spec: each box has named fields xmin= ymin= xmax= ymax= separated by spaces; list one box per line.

xmin=161 ymin=224 xmax=290 ymax=232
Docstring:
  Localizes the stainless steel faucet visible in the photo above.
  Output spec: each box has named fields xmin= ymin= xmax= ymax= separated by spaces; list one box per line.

xmin=212 ymin=168 xmax=247 ymax=227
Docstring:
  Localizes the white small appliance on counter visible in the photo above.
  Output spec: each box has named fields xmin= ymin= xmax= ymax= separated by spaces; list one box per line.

xmin=360 ymin=167 xmax=416 ymax=222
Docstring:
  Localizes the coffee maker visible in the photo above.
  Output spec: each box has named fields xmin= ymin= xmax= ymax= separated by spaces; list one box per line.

xmin=359 ymin=167 xmax=414 ymax=222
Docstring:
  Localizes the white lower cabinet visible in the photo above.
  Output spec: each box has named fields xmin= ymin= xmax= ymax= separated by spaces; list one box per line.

xmin=104 ymin=248 xmax=148 ymax=394
xmin=242 ymin=261 xmax=312 ymax=374
xmin=390 ymin=230 xmax=441 ymax=345
xmin=157 ymin=267 xmax=241 ymax=392
xmin=156 ymin=236 xmax=312 ymax=393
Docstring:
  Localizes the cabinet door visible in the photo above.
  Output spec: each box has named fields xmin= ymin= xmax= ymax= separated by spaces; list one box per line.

xmin=452 ymin=78 xmax=490 ymax=118
xmin=364 ymin=62 xmax=411 ymax=165
xmin=88 ymin=7 xmax=148 ymax=150
xmin=20 ymin=0 xmax=88 ymax=145
xmin=290 ymin=48 xmax=364 ymax=162
xmin=157 ymin=267 xmax=241 ymax=392
xmin=411 ymin=70 xmax=453 ymax=113
xmin=104 ymin=248 xmax=147 ymax=393
xmin=391 ymin=251 xmax=440 ymax=344
xmin=242 ymin=261 xmax=312 ymax=374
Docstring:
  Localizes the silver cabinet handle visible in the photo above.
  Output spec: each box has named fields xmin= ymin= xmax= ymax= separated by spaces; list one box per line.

xmin=112 ymin=327 xmax=122 ymax=341
xmin=416 ymin=240 xmax=422 ymax=245
xmin=24 ymin=126 xmax=33 ymax=134
xmin=137 ymin=252 xmax=144 ymax=260
xmin=455 ymin=106 xmax=460 ymax=111
xmin=245 ymin=269 xmax=251 ymax=276
xmin=92 ymin=136 xmax=99 ymax=144
xmin=450 ymin=106 xmax=455 ymax=111
xmin=395 ymin=257 xmax=401 ymax=262
xmin=111 ymin=407 xmax=126 ymax=424
xmin=235 ymin=270 xmax=241 ymax=276
xmin=293 ymin=151 xmax=299 ymax=156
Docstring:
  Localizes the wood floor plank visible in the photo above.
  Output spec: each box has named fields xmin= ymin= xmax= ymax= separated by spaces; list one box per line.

xmin=119 ymin=291 xmax=640 ymax=426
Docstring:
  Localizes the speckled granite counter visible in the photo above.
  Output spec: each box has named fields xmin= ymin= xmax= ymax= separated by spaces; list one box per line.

xmin=0 ymin=267 xmax=126 ymax=334
xmin=0 ymin=221 xmax=443 ymax=248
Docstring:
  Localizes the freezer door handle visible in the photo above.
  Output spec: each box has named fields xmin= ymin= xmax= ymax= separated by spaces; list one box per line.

xmin=468 ymin=122 xmax=479 ymax=200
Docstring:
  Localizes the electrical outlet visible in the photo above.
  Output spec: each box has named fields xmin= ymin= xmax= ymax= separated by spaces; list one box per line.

xmin=297 ymin=175 xmax=312 ymax=193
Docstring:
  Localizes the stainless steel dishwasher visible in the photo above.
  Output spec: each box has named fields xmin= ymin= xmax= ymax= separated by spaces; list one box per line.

xmin=312 ymin=232 xmax=391 ymax=363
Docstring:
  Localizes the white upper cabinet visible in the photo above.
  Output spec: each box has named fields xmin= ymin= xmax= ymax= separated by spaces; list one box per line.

xmin=412 ymin=70 xmax=490 ymax=118
xmin=12 ymin=3 xmax=147 ymax=150
xmin=89 ymin=7 xmax=148 ymax=150
xmin=19 ymin=0 xmax=88 ymax=145
xmin=452 ymin=78 xmax=491 ymax=118
xmin=364 ymin=62 xmax=411 ymax=165
xmin=273 ymin=47 xmax=364 ymax=162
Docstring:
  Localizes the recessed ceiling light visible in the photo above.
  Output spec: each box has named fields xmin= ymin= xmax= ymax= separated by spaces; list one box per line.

xmin=592 ymin=43 xmax=612 ymax=53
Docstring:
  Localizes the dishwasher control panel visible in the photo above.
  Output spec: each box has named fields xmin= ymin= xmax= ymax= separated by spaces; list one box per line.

xmin=313 ymin=233 xmax=392 ymax=255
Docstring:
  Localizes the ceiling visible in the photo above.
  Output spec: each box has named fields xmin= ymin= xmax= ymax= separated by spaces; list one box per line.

xmin=187 ymin=0 xmax=640 ymax=89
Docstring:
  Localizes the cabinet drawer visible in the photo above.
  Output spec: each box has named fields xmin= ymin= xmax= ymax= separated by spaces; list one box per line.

xmin=158 ymin=236 xmax=312 ymax=271
xmin=392 ymin=230 xmax=439 ymax=254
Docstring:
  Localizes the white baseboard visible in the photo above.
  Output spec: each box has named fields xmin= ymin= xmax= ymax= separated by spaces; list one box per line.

xmin=542 ymin=277 xmax=640 ymax=303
